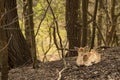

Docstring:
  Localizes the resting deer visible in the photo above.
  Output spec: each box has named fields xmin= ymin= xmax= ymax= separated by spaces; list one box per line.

xmin=75 ymin=47 xmax=101 ymax=66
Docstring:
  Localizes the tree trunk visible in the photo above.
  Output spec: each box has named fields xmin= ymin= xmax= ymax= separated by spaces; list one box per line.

xmin=107 ymin=0 xmax=117 ymax=46
xmin=81 ymin=0 xmax=88 ymax=47
xmin=65 ymin=0 xmax=81 ymax=57
xmin=5 ymin=0 xmax=32 ymax=68
xmin=97 ymin=0 xmax=103 ymax=46
xmin=0 ymin=0 xmax=8 ymax=79
xmin=23 ymin=0 xmax=38 ymax=68
xmin=90 ymin=0 xmax=99 ymax=49
xmin=23 ymin=0 xmax=31 ymax=48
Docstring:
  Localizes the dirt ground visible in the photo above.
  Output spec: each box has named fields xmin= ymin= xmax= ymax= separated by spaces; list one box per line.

xmin=1 ymin=47 xmax=120 ymax=80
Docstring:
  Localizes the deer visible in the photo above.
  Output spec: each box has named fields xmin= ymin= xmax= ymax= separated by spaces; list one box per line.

xmin=74 ymin=47 xmax=101 ymax=66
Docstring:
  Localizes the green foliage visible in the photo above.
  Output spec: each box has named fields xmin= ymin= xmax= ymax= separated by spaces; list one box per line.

xmin=17 ymin=0 xmax=66 ymax=61
xmin=16 ymin=0 xmax=120 ymax=61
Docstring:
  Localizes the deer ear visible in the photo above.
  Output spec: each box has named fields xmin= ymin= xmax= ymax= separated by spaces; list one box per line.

xmin=74 ymin=47 xmax=85 ymax=52
xmin=74 ymin=47 xmax=79 ymax=51
xmin=79 ymin=47 xmax=84 ymax=52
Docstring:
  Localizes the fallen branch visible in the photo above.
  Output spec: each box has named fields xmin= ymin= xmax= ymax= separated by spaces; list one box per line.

xmin=57 ymin=67 xmax=67 ymax=80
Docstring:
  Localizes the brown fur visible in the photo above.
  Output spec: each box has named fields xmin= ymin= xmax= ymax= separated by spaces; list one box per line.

xmin=75 ymin=47 xmax=101 ymax=66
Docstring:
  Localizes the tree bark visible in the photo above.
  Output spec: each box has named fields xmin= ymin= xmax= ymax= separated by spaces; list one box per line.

xmin=23 ymin=0 xmax=38 ymax=68
xmin=0 ymin=0 xmax=9 ymax=79
xmin=81 ymin=0 xmax=88 ymax=47
xmin=90 ymin=0 xmax=99 ymax=49
xmin=5 ymin=0 xmax=32 ymax=68
xmin=65 ymin=0 xmax=81 ymax=57
xmin=97 ymin=0 xmax=103 ymax=46
xmin=107 ymin=0 xmax=117 ymax=46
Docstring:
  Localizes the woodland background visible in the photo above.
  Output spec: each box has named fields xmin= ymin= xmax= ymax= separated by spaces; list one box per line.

xmin=0 ymin=0 xmax=120 ymax=80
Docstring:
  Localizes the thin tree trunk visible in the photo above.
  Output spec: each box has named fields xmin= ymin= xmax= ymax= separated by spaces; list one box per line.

xmin=23 ymin=0 xmax=38 ymax=68
xmin=90 ymin=0 xmax=99 ymax=49
xmin=28 ymin=0 xmax=38 ymax=68
xmin=107 ymin=0 xmax=116 ymax=46
xmin=23 ymin=0 xmax=31 ymax=48
xmin=97 ymin=0 xmax=103 ymax=46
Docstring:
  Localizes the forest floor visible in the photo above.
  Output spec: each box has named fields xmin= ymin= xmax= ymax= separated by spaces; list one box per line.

xmin=1 ymin=47 xmax=120 ymax=80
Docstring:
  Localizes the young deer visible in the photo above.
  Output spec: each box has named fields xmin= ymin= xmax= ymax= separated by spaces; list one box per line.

xmin=75 ymin=47 xmax=101 ymax=66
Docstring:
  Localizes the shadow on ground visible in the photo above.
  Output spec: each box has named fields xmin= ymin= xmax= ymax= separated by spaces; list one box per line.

xmin=7 ymin=47 xmax=120 ymax=80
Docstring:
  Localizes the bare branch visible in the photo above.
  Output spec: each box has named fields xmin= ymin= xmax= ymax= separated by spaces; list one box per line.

xmin=35 ymin=0 xmax=52 ymax=37
xmin=87 ymin=11 xmax=93 ymax=18
xmin=46 ymin=0 xmax=64 ymax=55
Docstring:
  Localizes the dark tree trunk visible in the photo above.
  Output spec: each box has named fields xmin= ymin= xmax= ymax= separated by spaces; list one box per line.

xmin=65 ymin=0 xmax=81 ymax=57
xmin=5 ymin=0 xmax=32 ymax=68
xmin=97 ymin=0 xmax=103 ymax=46
xmin=0 ymin=0 xmax=9 ymax=79
xmin=81 ymin=0 xmax=88 ymax=47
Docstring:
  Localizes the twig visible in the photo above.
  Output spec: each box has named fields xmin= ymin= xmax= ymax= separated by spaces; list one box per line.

xmin=57 ymin=67 xmax=67 ymax=80
xmin=46 ymin=0 xmax=64 ymax=57
xmin=35 ymin=0 xmax=52 ymax=37
xmin=52 ymin=25 xmax=59 ymax=49
xmin=0 ymin=6 xmax=18 ymax=23
xmin=42 ymin=23 xmax=54 ymax=62
xmin=0 ymin=34 xmax=13 ymax=53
